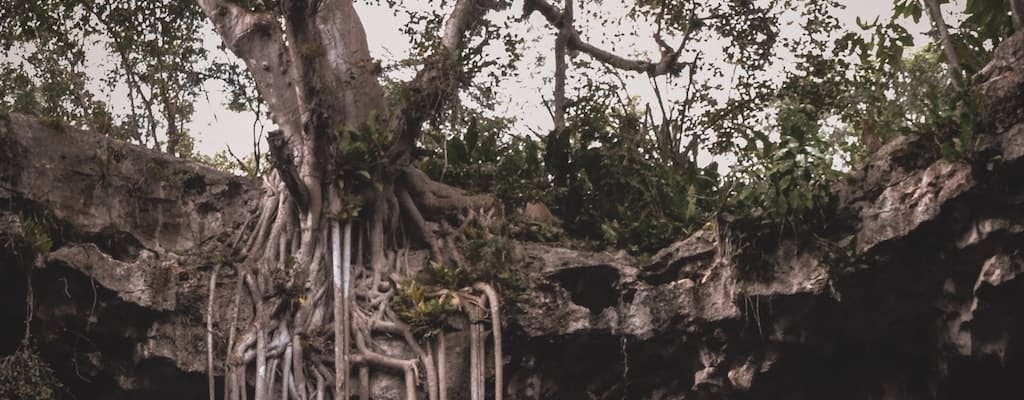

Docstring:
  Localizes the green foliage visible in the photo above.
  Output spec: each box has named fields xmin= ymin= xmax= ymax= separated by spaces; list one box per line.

xmin=549 ymin=80 xmax=719 ymax=253
xmin=958 ymin=0 xmax=1015 ymax=71
xmin=456 ymin=238 xmax=525 ymax=290
xmin=0 ymin=346 xmax=61 ymax=400
xmin=0 ymin=0 xmax=253 ymax=155
xmin=725 ymin=135 xmax=838 ymax=223
xmin=837 ymin=32 xmax=988 ymax=162
xmin=420 ymin=110 xmax=549 ymax=211
xmin=392 ymin=277 xmax=460 ymax=337
xmin=939 ymin=90 xmax=983 ymax=160
xmin=333 ymin=111 xmax=393 ymax=184
xmin=393 ymin=237 xmax=526 ymax=336
xmin=3 ymin=0 xmax=1013 ymax=261
xmin=20 ymin=217 xmax=53 ymax=257
xmin=721 ymin=96 xmax=842 ymax=280
xmin=719 ymin=60 xmax=847 ymax=279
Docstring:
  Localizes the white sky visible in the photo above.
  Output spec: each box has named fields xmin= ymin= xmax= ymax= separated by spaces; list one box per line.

xmin=178 ymin=0 xmax=942 ymax=157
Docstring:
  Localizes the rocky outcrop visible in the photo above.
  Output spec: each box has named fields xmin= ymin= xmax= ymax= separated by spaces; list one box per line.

xmin=0 ymin=113 xmax=258 ymax=397
xmin=497 ymin=31 xmax=1024 ymax=400
xmin=3 ymin=30 xmax=1024 ymax=400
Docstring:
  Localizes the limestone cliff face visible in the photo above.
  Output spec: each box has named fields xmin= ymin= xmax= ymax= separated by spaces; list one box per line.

xmin=2 ymin=32 xmax=1024 ymax=400
xmin=0 ymin=112 xmax=260 ymax=398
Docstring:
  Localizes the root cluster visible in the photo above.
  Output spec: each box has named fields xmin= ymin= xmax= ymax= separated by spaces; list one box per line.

xmin=207 ymin=171 xmax=505 ymax=400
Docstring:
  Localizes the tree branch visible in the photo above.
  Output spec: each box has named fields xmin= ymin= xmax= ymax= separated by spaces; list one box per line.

xmin=552 ymin=0 xmax=572 ymax=131
xmin=524 ymin=0 xmax=686 ymax=76
xmin=443 ymin=0 xmax=501 ymax=49
xmin=922 ymin=0 xmax=963 ymax=88
xmin=386 ymin=0 xmax=508 ymax=164
xmin=197 ymin=0 xmax=304 ymax=138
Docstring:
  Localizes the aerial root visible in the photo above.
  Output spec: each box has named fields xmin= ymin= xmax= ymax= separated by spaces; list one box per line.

xmin=359 ymin=366 xmax=370 ymax=400
xmin=208 ymin=263 xmax=221 ymax=400
xmin=216 ymin=171 xmax=506 ymax=400
xmin=437 ymin=333 xmax=448 ymax=400
xmin=474 ymin=282 xmax=503 ymax=400
xmin=468 ymin=303 xmax=483 ymax=400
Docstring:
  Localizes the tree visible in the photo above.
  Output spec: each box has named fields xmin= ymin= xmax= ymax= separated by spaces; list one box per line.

xmin=0 ymin=0 xmax=241 ymax=156
xmin=190 ymin=0 xmax=809 ymax=398
xmin=193 ymin=0 xmax=517 ymax=398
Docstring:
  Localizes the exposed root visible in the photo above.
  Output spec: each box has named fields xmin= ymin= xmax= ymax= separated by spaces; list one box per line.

xmin=208 ymin=263 xmax=221 ymax=400
xmin=331 ymin=220 xmax=345 ymax=398
xmin=400 ymin=167 xmax=495 ymax=212
xmin=437 ymin=333 xmax=447 ymax=400
xmin=474 ymin=282 xmax=503 ymax=400
xmin=359 ymin=366 xmax=370 ymax=400
xmin=469 ymin=307 xmax=482 ymax=400
xmin=397 ymin=187 xmax=441 ymax=262
xmin=217 ymin=167 xmax=504 ymax=400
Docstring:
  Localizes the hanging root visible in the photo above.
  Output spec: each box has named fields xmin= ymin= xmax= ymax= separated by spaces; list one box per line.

xmin=208 ymin=264 xmax=221 ymax=400
xmin=359 ymin=366 xmax=370 ymax=400
xmin=214 ymin=164 xmax=506 ymax=400
xmin=468 ymin=302 xmax=482 ymax=400
xmin=437 ymin=333 xmax=447 ymax=400
xmin=474 ymin=282 xmax=503 ymax=400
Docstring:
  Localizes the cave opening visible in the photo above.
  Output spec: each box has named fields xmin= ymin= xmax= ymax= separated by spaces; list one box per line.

xmin=549 ymin=265 xmax=621 ymax=313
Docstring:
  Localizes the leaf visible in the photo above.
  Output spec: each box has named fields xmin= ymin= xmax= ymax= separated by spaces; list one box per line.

xmin=909 ymin=2 xmax=923 ymax=22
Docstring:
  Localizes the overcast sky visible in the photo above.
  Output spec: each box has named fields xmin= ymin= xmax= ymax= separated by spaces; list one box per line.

xmin=182 ymin=0 xmax=945 ymax=157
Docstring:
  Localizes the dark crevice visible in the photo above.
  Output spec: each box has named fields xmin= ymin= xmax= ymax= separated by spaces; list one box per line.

xmin=639 ymin=252 xmax=715 ymax=285
xmin=548 ymin=265 xmax=620 ymax=313
xmin=89 ymin=226 xmax=145 ymax=262
xmin=182 ymin=173 xmax=207 ymax=196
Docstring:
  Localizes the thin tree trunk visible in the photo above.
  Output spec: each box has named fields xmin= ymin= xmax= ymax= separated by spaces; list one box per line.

xmin=922 ymin=0 xmax=963 ymax=88
xmin=552 ymin=0 xmax=574 ymax=132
